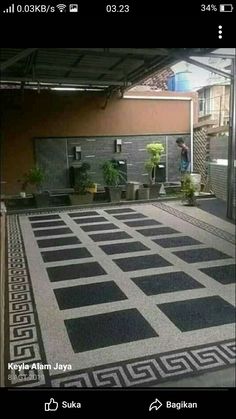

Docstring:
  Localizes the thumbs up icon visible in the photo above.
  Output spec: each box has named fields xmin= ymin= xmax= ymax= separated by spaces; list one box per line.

xmin=44 ymin=398 xmax=59 ymax=412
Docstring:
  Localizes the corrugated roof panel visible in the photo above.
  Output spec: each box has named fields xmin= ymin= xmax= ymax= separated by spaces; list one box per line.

xmin=78 ymin=56 xmax=120 ymax=67
xmin=37 ymin=50 xmax=79 ymax=65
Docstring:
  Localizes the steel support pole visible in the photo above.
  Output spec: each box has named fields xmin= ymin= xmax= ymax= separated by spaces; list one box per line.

xmin=226 ymin=57 xmax=236 ymax=220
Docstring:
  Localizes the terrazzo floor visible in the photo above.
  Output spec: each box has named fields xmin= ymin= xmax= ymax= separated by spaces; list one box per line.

xmin=6 ymin=202 xmax=235 ymax=387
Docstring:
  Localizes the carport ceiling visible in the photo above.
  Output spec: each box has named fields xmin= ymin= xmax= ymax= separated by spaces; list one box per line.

xmin=0 ymin=48 xmax=215 ymax=91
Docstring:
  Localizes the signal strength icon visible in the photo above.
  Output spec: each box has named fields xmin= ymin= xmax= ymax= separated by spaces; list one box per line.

xmin=56 ymin=4 xmax=67 ymax=12
xmin=3 ymin=3 xmax=15 ymax=13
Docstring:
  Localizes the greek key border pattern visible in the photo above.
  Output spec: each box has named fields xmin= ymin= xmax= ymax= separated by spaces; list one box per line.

xmin=6 ymin=215 xmax=48 ymax=387
xmin=152 ymin=202 xmax=235 ymax=244
xmin=50 ymin=340 xmax=236 ymax=387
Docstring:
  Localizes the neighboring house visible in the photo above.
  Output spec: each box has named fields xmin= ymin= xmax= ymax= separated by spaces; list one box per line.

xmin=198 ymin=83 xmax=230 ymax=127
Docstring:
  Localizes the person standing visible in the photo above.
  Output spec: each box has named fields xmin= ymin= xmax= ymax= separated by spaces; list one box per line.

xmin=176 ymin=137 xmax=190 ymax=189
xmin=176 ymin=137 xmax=190 ymax=174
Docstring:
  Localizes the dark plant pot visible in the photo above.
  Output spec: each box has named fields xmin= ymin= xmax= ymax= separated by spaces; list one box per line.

xmin=149 ymin=183 xmax=161 ymax=199
xmin=104 ymin=186 xmax=110 ymax=201
xmin=34 ymin=193 xmax=50 ymax=208
xmin=182 ymin=195 xmax=197 ymax=206
xmin=108 ymin=187 xmax=122 ymax=202
xmin=69 ymin=193 xmax=93 ymax=205
xmin=138 ymin=187 xmax=150 ymax=200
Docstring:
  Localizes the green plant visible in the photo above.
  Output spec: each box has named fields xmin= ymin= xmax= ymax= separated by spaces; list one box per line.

xmin=74 ymin=162 xmax=93 ymax=195
xmin=23 ymin=166 xmax=45 ymax=192
xmin=145 ymin=143 xmax=164 ymax=184
xmin=102 ymin=160 xmax=126 ymax=187
xmin=182 ymin=174 xmax=197 ymax=206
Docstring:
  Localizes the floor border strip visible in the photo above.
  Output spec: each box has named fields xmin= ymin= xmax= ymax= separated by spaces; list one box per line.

xmin=152 ymin=202 xmax=235 ymax=244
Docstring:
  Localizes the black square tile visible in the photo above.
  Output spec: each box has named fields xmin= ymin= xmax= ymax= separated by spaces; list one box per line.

xmin=54 ymin=281 xmax=127 ymax=310
xmin=75 ymin=216 xmax=107 ymax=224
xmin=41 ymin=247 xmax=92 ymax=263
xmin=158 ymin=296 xmax=236 ymax=331
xmin=132 ymin=272 xmax=204 ymax=295
xmin=114 ymin=254 xmax=171 ymax=272
xmin=114 ymin=213 xmax=147 ymax=220
xmin=34 ymin=227 xmax=72 ymax=237
xmin=37 ymin=236 xmax=81 ymax=248
xmin=47 ymin=262 xmax=106 ymax=282
xmin=81 ymin=223 xmax=119 ymax=232
xmin=31 ymin=220 xmax=65 ymax=228
xmin=89 ymin=231 xmax=132 ymax=242
xmin=125 ymin=219 xmax=162 ymax=227
xmin=105 ymin=208 xmax=136 ymax=214
xmin=200 ymin=264 xmax=236 ymax=284
xmin=100 ymin=241 xmax=149 ymax=255
xmin=173 ymin=248 xmax=231 ymax=263
xmin=153 ymin=236 xmax=202 ymax=248
xmin=65 ymin=308 xmax=158 ymax=352
xmin=69 ymin=211 xmax=99 ymax=218
xmin=137 ymin=227 xmax=179 ymax=237
xmin=29 ymin=214 xmax=60 ymax=221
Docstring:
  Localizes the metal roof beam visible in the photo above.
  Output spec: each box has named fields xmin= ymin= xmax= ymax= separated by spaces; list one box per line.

xmin=108 ymin=48 xmax=169 ymax=56
xmin=185 ymin=57 xmax=232 ymax=78
xmin=65 ymin=48 xmax=168 ymax=55
xmin=191 ymin=53 xmax=235 ymax=59
xmin=1 ymin=76 xmax=129 ymax=86
xmin=0 ymin=48 xmax=38 ymax=71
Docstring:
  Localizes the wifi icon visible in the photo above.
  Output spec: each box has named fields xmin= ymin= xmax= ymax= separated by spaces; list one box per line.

xmin=56 ymin=4 xmax=67 ymax=12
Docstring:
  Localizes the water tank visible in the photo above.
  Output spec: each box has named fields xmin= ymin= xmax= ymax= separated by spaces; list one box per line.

xmin=167 ymin=72 xmax=192 ymax=92
xmin=167 ymin=75 xmax=175 ymax=91
xmin=175 ymin=72 xmax=191 ymax=91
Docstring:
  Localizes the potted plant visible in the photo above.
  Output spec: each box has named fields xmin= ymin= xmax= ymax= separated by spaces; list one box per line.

xmin=102 ymin=160 xmax=125 ymax=202
xmin=181 ymin=174 xmax=197 ymax=206
xmin=144 ymin=142 xmax=165 ymax=198
xmin=24 ymin=166 xmax=49 ymax=207
xmin=69 ymin=162 xmax=94 ymax=205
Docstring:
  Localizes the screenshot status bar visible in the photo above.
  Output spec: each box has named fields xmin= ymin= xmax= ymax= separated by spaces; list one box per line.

xmin=1 ymin=2 xmax=235 ymax=15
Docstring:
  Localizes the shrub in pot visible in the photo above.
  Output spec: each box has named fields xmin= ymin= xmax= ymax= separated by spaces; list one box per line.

xmin=181 ymin=174 xmax=197 ymax=206
xmin=23 ymin=166 xmax=49 ymax=207
xmin=101 ymin=160 xmax=125 ymax=202
xmin=144 ymin=142 xmax=164 ymax=198
xmin=69 ymin=162 xmax=94 ymax=205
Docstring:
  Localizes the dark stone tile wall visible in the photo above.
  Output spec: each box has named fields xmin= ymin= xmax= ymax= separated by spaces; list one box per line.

xmin=35 ymin=138 xmax=69 ymax=189
xmin=36 ymin=134 xmax=191 ymax=189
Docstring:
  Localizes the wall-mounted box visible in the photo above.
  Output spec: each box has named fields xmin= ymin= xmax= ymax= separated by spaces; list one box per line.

xmin=74 ymin=146 xmax=81 ymax=160
xmin=115 ymin=139 xmax=122 ymax=153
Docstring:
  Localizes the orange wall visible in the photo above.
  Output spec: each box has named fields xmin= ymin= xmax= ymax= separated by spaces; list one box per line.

xmin=1 ymin=90 xmax=196 ymax=194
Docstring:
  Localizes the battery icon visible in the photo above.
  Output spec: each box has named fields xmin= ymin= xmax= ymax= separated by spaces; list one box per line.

xmin=220 ymin=4 xmax=233 ymax=11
